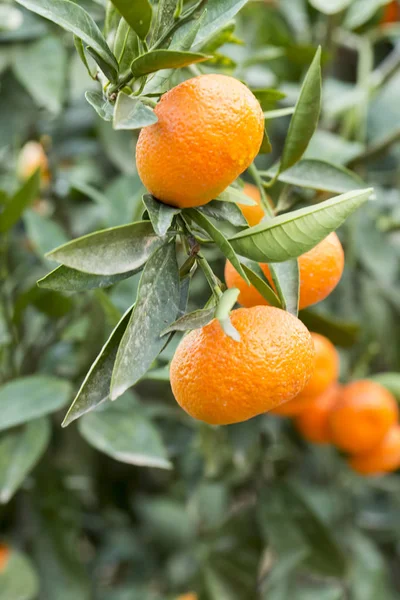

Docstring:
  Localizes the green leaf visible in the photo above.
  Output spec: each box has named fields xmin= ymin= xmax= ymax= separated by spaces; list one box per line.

xmin=86 ymin=46 xmax=118 ymax=83
xmin=131 ymin=49 xmax=209 ymax=77
xmin=279 ymin=47 xmax=322 ymax=173
xmin=38 ymin=265 xmax=137 ymax=293
xmin=0 ymin=376 xmax=71 ymax=432
xmin=113 ymin=93 xmax=158 ymax=130
xmin=153 ymin=0 xmax=178 ymax=44
xmin=109 ymin=0 xmax=152 ymax=40
xmin=79 ymin=404 xmax=171 ymax=469
xmin=186 ymin=209 xmax=250 ymax=283
xmin=216 ymin=186 xmax=257 ymax=206
xmin=85 ymin=90 xmax=114 ymax=121
xmin=0 ymin=170 xmax=40 ymax=233
xmin=199 ymin=200 xmax=247 ymax=227
xmin=63 ymin=307 xmax=133 ymax=427
xmin=142 ymin=194 xmax=180 ymax=236
xmin=264 ymin=159 xmax=364 ymax=194
xmin=0 ymin=5 xmax=23 ymax=32
xmin=111 ymin=243 xmax=180 ymax=400
xmin=215 ymin=288 xmax=240 ymax=341
xmin=24 ymin=209 xmax=68 ymax=257
xmin=240 ymin=260 xmax=282 ymax=308
xmin=369 ymin=373 xmax=400 ymax=401
xmin=14 ymin=0 xmax=118 ymax=81
xmin=0 ymin=418 xmax=50 ymax=504
xmin=299 ymin=309 xmax=360 ymax=347
xmin=46 ymin=221 xmax=166 ymax=276
xmin=259 ymin=127 xmax=273 ymax=154
xmin=161 ymin=306 xmax=215 ymax=335
xmin=12 ymin=36 xmax=67 ymax=114
xmin=230 ymin=188 xmax=373 ymax=263
xmin=345 ymin=0 xmax=388 ymax=29
xmin=309 ymin=0 xmax=353 ymax=14
xmin=0 ymin=550 xmax=39 ymax=600
xmin=252 ymin=88 xmax=287 ymax=111
xmin=269 ymin=261 xmax=299 ymax=316
xmin=74 ymin=36 xmax=96 ymax=79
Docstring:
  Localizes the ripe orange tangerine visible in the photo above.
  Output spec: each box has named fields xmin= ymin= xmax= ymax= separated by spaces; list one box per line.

xmin=329 ymin=380 xmax=398 ymax=454
xmin=295 ymin=385 xmax=341 ymax=444
xmin=224 ymin=232 xmax=344 ymax=311
xmin=272 ymin=333 xmax=339 ymax=416
xmin=136 ymin=74 xmax=264 ymax=208
xmin=349 ymin=425 xmax=400 ymax=475
xmin=170 ymin=306 xmax=315 ymax=425
xmin=238 ymin=182 xmax=267 ymax=226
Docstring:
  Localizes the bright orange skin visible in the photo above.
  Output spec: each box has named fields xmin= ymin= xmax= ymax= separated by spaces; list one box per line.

xmin=18 ymin=141 xmax=50 ymax=186
xmin=381 ymin=1 xmax=400 ymax=24
xmin=136 ymin=75 xmax=264 ymax=208
xmin=329 ymin=380 xmax=399 ymax=455
xmin=295 ymin=385 xmax=341 ymax=444
xmin=0 ymin=544 xmax=10 ymax=572
xmin=170 ymin=306 xmax=315 ymax=425
xmin=349 ymin=426 xmax=400 ymax=475
xmin=176 ymin=595 xmax=198 ymax=600
xmin=239 ymin=183 xmax=266 ymax=226
xmin=272 ymin=333 xmax=339 ymax=416
xmin=224 ymin=232 xmax=344 ymax=311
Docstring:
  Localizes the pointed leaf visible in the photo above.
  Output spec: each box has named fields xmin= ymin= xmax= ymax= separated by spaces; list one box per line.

xmin=38 ymin=265 xmax=137 ymax=293
xmin=252 ymin=88 xmax=287 ymax=111
xmin=62 ymin=307 xmax=133 ymax=427
xmin=85 ymin=90 xmax=114 ymax=121
xmin=186 ymin=208 xmax=250 ymax=283
xmin=15 ymin=0 xmax=118 ymax=80
xmin=215 ymin=288 xmax=240 ymax=341
xmin=230 ymin=188 xmax=373 ymax=263
xmin=269 ymin=261 xmax=300 ymax=316
xmin=280 ymin=47 xmax=322 ymax=173
xmin=162 ymin=307 xmax=215 ymax=335
xmin=74 ymin=36 xmax=96 ymax=78
xmin=142 ymin=194 xmax=180 ymax=236
xmin=79 ymin=408 xmax=171 ymax=469
xmin=109 ymin=0 xmax=152 ymax=40
xmin=86 ymin=46 xmax=118 ymax=82
xmin=46 ymin=221 xmax=166 ymax=275
xmin=113 ymin=93 xmax=158 ymax=130
xmin=0 ymin=376 xmax=71 ymax=432
xmin=130 ymin=49 xmax=209 ymax=77
xmin=0 ymin=418 xmax=50 ymax=504
xmin=199 ymin=200 xmax=247 ymax=227
xmin=153 ymin=0 xmax=178 ymax=43
xmin=240 ymin=260 xmax=282 ymax=308
xmin=0 ymin=169 xmax=40 ymax=233
xmin=264 ymin=159 xmax=363 ymax=194
xmin=111 ymin=243 xmax=180 ymax=400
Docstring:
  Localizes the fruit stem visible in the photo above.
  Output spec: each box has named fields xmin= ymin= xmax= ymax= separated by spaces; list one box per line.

xmin=197 ymin=254 xmax=223 ymax=299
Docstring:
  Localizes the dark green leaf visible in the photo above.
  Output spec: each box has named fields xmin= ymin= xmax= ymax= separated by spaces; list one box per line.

xmin=38 ymin=265 xmax=137 ymax=293
xmin=0 ymin=550 xmax=39 ymax=600
xmin=268 ymin=261 xmax=299 ymax=316
xmin=280 ymin=47 xmax=322 ymax=173
xmin=47 ymin=221 xmax=166 ymax=275
xmin=111 ymin=243 xmax=180 ymax=400
xmin=85 ymin=91 xmax=114 ymax=121
xmin=62 ymin=307 xmax=133 ymax=427
xmin=252 ymin=88 xmax=287 ymax=111
xmin=113 ymin=93 xmax=158 ymax=130
xmin=264 ymin=159 xmax=364 ymax=194
xmin=142 ymin=194 xmax=180 ymax=236
xmin=86 ymin=46 xmax=118 ymax=83
xmin=240 ymin=260 xmax=282 ymax=308
xmin=230 ymin=188 xmax=373 ymax=263
xmin=15 ymin=0 xmax=118 ymax=81
xmin=12 ymin=36 xmax=67 ymax=114
xmin=109 ymin=0 xmax=152 ymax=40
xmin=0 ymin=376 xmax=71 ymax=432
xmin=199 ymin=199 xmax=247 ymax=227
xmin=74 ymin=36 xmax=96 ymax=78
xmin=130 ymin=49 xmax=209 ymax=77
xmin=186 ymin=209 xmax=250 ymax=283
xmin=259 ymin=127 xmax=273 ymax=154
xmin=79 ymin=405 xmax=171 ymax=469
xmin=161 ymin=307 xmax=215 ymax=335
xmin=0 ymin=418 xmax=50 ymax=504
xmin=299 ymin=309 xmax=360 ymax=347
xmin=0 ymin=170 xmax=40 ymax=233
xmin=215 ymin=288 xmax=240 ymax=341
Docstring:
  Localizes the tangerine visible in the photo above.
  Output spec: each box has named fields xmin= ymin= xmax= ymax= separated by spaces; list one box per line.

xmin=295 ymin=385 xmax=341 ymax=444
xmin=349 ymin=425 xmax=400 ymax=475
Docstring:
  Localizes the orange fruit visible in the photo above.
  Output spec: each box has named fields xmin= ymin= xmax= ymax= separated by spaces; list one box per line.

xmin=136 ymin=74 xmax=264 ymax=208
xmin=329 ymin=380 xmax=399 ymax=455
xmin=170 ymin=306 xmax=315 ymax=425
xmin=0 ymin=544 xmax=9 ymax=572
xmin=18 ymin=141 xmax=50 ymax=186
xmin=349 ymin=425 xmax=400 ymax=475
xmin=272 ymin=333 xmax=339 ymax=416
xmin=176 ymin=595 xmax=198 ymax=600
xmin=381 ymin=0 xmax=400 ymax=24
xmin=239 ymin=183 xmax=266 ymax=226
xmin=225 ymin=232 xmax=344 ymax=310
xmin=295 ymin=385 xmax=341 ymax=444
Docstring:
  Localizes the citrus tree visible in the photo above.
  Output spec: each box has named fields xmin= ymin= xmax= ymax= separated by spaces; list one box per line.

xmin=1 ymin=0 xmax=400 ymax=598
